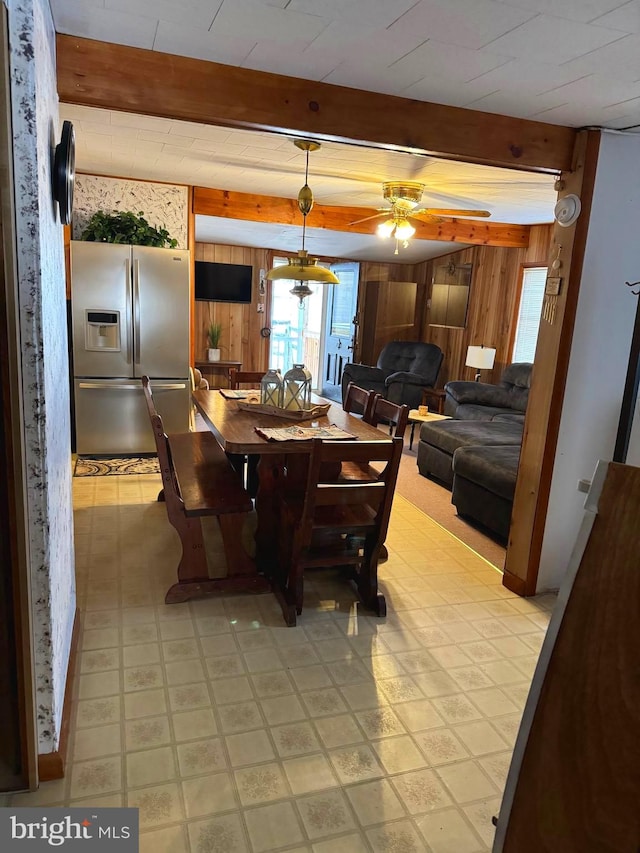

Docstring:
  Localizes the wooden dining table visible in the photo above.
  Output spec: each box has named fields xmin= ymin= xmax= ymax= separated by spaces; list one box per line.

xmin=192 ymin=389 xmax=388 ymax=574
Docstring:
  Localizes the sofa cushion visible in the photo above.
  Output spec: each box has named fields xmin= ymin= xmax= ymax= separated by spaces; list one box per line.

xmin=452 ymin=404 xmax=524 ymax=422
xmin=419 ymin=420 xmax=522 ymax=457
xmin=453 ymin=445 xmax=521 ymax=501
xmin=492 ymin=412 xmax=526 ymax=424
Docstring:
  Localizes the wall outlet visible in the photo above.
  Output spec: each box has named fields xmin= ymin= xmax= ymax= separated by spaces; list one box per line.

xmin=577 ymin=478 xmax=591 ymax=493
xmin=257 ymin=303 xmax=264 ymax=313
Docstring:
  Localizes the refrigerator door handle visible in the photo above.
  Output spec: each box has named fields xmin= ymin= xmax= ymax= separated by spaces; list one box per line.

xmin=133 ymin=258 xmax=141 ymax=366
xmin=125 ymin=257 xmax=132 ymax=365
xmin=78 ymin=382 xmax=188 ymax=390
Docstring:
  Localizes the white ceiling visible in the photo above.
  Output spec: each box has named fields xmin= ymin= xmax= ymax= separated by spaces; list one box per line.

xmin=54 ymin=0 xmax=640 ymax=261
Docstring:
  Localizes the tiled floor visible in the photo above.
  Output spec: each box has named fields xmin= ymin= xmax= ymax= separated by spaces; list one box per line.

xmin=10 ymin=471 xmax=555 ymax=853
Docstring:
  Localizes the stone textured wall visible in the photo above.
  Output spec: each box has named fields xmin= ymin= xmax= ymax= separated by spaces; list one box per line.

xmin=73 ymin=175 xmax=189 ymax=249
xmin=10 ymin=0 xmax=76 ymax=752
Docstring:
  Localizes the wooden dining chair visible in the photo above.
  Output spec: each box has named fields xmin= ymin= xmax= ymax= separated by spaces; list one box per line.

xmin=343 ymin=381 xmax=378 ymax=422
xmin=276 ymin=437 xmax=403 ymax=626
xmin=227 ymin=369 xmax=264 ymax=496
xmin=229 ymin=369 xmax=264 ymax=389
xmin=369 ymin=396 xmax=410 ymax=439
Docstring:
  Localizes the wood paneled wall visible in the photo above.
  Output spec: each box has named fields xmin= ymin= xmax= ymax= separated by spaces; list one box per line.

xmin=356 ymin=260 xmax=420 ymax=365
xmin=418 ymin=225 xmax=553 ymax=386
xmin=194 ymin=242 xmax=271 ymax=371
xmin=195 ymin=227 xmax=552 ymax=387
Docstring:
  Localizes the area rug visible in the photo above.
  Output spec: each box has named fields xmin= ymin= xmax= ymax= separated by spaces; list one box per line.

xmin=74 ymin=456 xmax=160 ymax=477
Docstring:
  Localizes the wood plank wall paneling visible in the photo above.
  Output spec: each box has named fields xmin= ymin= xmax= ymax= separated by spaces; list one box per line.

xmin=194 ymin=243 xmax=271 ymax=381
xmin=356 ymin=261 xmax=419 ymax=365
xmin=418 ymin=225 xmax=553 ymax=386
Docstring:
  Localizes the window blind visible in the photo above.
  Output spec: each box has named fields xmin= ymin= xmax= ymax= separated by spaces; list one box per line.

xmin=512 ymin=267 xmax=547 ymax=362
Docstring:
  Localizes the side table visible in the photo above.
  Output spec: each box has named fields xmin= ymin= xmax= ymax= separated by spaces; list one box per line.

xmin=420 ymin=387 xmax=447 ymax=414
xmin=195 ymin=360 xmax=242 ymax=389
xmin=408 ymin=409 xmax=450 ymax=451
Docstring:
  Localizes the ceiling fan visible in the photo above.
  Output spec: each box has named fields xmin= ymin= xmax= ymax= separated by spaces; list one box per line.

xmin=350 ymin=181 xmax=492 ymax=253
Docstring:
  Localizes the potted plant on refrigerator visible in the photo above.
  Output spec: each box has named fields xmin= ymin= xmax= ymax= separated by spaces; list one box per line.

xmin=206 ymin=321 xmax=223 ymax=362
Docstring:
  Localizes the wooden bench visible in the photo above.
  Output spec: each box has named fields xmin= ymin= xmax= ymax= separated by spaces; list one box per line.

xmin=141 ymin=376 xmax=270 ymax=603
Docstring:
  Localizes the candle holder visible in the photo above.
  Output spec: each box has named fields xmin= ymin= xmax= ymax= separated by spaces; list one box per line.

xmin=260 ymin=368 xmax=284 ymax=407
xmin=283 ymin=363 xmax=312 ymax=410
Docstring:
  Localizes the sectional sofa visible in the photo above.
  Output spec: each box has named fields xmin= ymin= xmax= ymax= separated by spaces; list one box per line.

xmin=416 ymin=363 xmax=533 ymax=541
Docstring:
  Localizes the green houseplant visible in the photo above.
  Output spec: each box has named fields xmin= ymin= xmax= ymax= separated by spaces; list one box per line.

xmin=206 ymin=321 xmax=223 ymax=362
xmin=80 ymin=210 xmax=178 ymax=248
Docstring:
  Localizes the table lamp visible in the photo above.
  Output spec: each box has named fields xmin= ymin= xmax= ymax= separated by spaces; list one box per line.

xmin=465 ymin=345 xmax=496 ymax=381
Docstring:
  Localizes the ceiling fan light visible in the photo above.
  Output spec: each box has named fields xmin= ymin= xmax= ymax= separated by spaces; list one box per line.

xmin=394 ymin=220 xmax=415 ymax=240
xmin=377 ymin=219 xmax=396 ymax=239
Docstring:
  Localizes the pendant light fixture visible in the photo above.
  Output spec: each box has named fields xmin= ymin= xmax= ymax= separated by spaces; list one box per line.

xmin=266 ymin=139 xmax=339 ymax=302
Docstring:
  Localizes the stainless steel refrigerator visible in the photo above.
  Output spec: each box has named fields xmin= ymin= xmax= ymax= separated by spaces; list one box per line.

xmin=71 ymin=241 xmax=191 ymax=455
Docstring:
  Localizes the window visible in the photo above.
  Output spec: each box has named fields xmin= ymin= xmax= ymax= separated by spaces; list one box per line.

xmin=512 ymin=267 xmax=547 ymax=362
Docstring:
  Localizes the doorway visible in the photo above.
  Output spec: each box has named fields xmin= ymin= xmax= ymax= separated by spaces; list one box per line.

xmin=321 ymin=262 xmax=359 ymax=401
xmin=268 ymin=259 xmax=358 ymax=395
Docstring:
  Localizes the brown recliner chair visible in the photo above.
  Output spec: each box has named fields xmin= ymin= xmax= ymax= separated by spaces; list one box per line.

xmin=341 ymin=341 xmax=443 ymax=412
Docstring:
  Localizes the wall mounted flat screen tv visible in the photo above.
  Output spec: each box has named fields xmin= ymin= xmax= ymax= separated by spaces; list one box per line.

xmin=195 ymin=261 xmax=253 ymax=303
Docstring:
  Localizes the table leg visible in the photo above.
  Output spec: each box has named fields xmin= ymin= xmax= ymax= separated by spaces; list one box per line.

xmin=409 ymin=422 xmax=417 ymax=451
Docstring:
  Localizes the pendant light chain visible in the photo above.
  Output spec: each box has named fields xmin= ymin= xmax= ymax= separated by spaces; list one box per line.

xmin=301 ymin=145 xmax=310 ymax=253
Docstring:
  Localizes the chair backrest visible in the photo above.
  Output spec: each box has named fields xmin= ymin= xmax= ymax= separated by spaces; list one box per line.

xmin=297 ymin=438 xmax=403 ymax=547
xmin=141 ymin=376 xmax=183 ymax=513
xmin=377 ymin=341 xmax=444 ymax=386
xmin=343 ymin=382 xmax=378 ymax=422
xmin=369 ymin=396 xmax=409 ymax=439
xmin=229 ymin=369 xmax=264 ymax=389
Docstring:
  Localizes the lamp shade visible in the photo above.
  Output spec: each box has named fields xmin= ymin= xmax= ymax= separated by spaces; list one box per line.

xmin=465 ymin=345 xmax=496 ymax=370
xmin=266 ymin=250 xmax=339 ymax=284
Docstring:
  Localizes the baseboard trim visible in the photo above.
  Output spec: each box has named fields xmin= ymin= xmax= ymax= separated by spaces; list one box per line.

xmin=502 ymin=569 xmax=528 ymax=597
xmin=37 ymin=609 xmax=80 ymax=782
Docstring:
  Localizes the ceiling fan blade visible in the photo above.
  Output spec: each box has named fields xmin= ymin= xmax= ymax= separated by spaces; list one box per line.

xmin=349 ymin=211 xmax=390 ymax=226
xmin=417 ymin=208 xmax=491 ymax=218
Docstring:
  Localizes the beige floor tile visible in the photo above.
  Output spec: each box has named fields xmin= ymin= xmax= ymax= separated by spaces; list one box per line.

xmin=301 ymin=688 xmax=348 ymax=718
xmin=125 ymin=716 xmax=172 ymax=751
xmin=283 ymin=754 xmax=338 ymax=795
xmin=244 ymin=801 xmax=305 ymax=852
xmin=72 ymin=724 xmax=122 ymax=761
xmin=235 ymin=762 xmax=289 ymax=805
xmin=182 ymin=771 xmax=238 ymax=817
xmin=167 ymin=682 xmax=210 ymax=712
xmin=260 ymin=694 xmax=307 ymax=726
xmin=437 ymin=759 xmax=498 ymax=804
xmin=122 ymin=643 xmax=160 ymax=667
xmin=124 ymin=665 xmax=164 ymax=693
xmin=415 ymin=729 xmax=470 ymax=766
xmin=69 ymin=473 xmax=552 ymax=853
xmin=463 ymin=798 xmax=501 ymax=847
xmin=313 ymin=714 xmax=364 ymax=750
xmin=69 ymin=756 xmax=123 ymax=799
xmin=312 ymin=833 xmax=368 ymax=853
xmin=78 ymin=670 xmax=121 ymax=700
xmin=176 ymin=738 xmax=227 ymax=777
xmin=366 ymin=820 xmax=429 ymax=853
xmin=371 ymin=735 xmax=427 ymax=775
xmin=126 ymin=739 xmax=174 ymax=783
xmin=416 ymin=807 xmax=485 ymax=853
xmin=272 ymin=722 xmax=322 ymax=758
xmin=452 ymin=720 xmax=508 ymax=756
xmin=124 ymin=688 xmax=167 ymax=720
xmin=76 ymin=696 xmax=121 ymax=728
xmin=345 ymin=778 xmax=406 ymax=826
xmin=219 ymin=700 xmax=264 ymax=734
xmin=296 ymin=790 xmax=356 ymax=840
xmin=128 ymin=783 xmax=184 ymax=830
xmin=210 ymin=675 xmax=253 ymax=705
xmin=139 ymin=825 xmax=189 ymax=853
xmin=329 ymin=745 xmax=384 ymax=784
xmin=225 ymin=729 xmax=275 ymax=767
xmin=171 ymin=707 xmax=217 ymax=741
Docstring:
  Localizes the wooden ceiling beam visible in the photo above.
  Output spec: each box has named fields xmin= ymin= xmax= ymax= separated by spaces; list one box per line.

xmin=193 ymin=187 xmax=530 ymax=248
xmin=57 ymin=35 xmax=575 ymax=174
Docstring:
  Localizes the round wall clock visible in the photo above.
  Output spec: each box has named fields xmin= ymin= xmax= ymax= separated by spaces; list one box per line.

xmin=53 ymin=120 xmax=75 ymax=226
